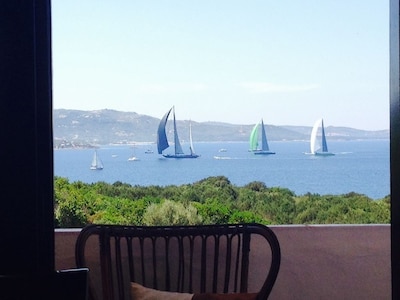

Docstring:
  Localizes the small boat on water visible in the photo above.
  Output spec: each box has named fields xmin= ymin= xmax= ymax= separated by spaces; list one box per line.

xmin=128 ymin=144 xmax=140 ymax=161
xmin=90 ymin=150 xmax=104 ymax=170
xmin=309 ymin=118 xmax=335 ymax=156
xmin=157 ymin=106 xmax=199 ymax=158
xmin=249 ymin=119 xmax=275 ymax=155
xmin=144 ymin=149 xmax=154 ymax=154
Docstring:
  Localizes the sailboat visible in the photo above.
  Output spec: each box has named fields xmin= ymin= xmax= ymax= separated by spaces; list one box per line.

xmin=310 ymin=118 xmax=335 ymax=156
xmin=90 ymin=150 xmax=104 ymax=170
xmin=128 ymin=144 xmax=140 ymax=161
xmin=249 ymin=119 xmax=275 ymax=155
xmin=157 ymin=106 xmax=199 ymax=158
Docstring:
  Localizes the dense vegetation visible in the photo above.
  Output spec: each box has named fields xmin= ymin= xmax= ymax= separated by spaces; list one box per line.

xmin=54 ymin=176 xmax=390 ymax=228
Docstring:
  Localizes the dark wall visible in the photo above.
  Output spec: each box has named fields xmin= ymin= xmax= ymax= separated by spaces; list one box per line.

xmin=391 ymin=1 xmax=400 ymax=299
xmin=0 ymin=0 xmax=54 ymax=280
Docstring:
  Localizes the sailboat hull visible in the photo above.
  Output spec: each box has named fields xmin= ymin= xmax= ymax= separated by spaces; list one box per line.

xmin=253 ymin=150 xmax=276 ymax=155
xmin=314 ymin=151 xmax=335 ymax=156
xmin=163 ymin=154 xmax=199 ymax=158
xmin=90 ymin=166 xmax=103 ymax=170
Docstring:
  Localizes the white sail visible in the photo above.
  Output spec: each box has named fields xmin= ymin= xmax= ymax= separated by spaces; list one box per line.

xmin=90 ymin=150 xmax=104 ymax=170
xmin=310 ymin=118 xmax=322 ymax=154
xmin=310 ymin=118 xmax=334 ymax=156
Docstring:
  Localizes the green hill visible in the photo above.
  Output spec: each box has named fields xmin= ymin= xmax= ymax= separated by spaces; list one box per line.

xmin=53 ymin=109 xmax=389 ymax=147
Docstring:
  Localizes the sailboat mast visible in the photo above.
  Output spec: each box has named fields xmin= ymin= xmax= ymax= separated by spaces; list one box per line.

xmin=189 ymin=121 xmax=196 ymax=155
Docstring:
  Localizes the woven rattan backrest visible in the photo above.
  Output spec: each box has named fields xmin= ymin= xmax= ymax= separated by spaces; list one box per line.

xmin=75 ymin=223 xmax=280 ymax=300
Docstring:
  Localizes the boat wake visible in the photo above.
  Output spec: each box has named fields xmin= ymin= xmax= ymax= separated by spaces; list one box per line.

xmin=213 ymin=156 xmax=252 ymax=160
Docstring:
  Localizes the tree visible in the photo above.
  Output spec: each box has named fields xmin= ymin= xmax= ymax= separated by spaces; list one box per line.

xmin=142 ymin=200 xmax=203 ymax=226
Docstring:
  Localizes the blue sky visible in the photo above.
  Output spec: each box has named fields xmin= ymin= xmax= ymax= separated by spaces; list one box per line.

xmin=51 ymin=1 xmax=389 ymax=130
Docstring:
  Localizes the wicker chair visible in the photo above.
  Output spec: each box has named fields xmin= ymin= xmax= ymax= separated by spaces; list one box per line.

xmin=75 ymin=223 xmax=280 ymax=300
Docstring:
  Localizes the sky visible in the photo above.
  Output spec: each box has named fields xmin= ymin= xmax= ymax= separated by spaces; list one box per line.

xmin=51 ymin=1 xmax=389 ymax=130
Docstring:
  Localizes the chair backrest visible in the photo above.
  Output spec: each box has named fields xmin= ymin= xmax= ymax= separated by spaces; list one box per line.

xmin=75 ymin=223 xmax=280 ymax=300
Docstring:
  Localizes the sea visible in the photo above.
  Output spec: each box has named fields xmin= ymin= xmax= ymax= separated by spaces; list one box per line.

xmin=54 ymin=140 xmax=390 ymax=200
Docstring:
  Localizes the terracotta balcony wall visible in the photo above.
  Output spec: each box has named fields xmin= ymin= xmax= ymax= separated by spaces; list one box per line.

xmin=55 ymin=225 xmax=390 ymax=299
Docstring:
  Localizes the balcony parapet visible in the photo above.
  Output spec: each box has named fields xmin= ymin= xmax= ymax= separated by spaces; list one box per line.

xmin=55 ymin=225 xmax=390 ymax=299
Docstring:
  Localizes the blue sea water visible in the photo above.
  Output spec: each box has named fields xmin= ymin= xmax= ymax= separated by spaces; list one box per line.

xmin=54 ymin=140 xmax=390 ymax=200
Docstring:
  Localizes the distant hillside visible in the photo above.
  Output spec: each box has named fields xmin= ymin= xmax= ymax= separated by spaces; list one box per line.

xmin=53 ymin=109 xmax=389 ymax=147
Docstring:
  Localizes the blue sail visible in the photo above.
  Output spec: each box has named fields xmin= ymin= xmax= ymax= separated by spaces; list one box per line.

xmin=172 ymin=108 xmax=184 ymax=155
xmin=321 ymin=119 xmax=329 ymax=152
xmin=157 ymin=107 xmax=172 ymax=154
xmin=260 ymin=119 xmax=270 ymax=151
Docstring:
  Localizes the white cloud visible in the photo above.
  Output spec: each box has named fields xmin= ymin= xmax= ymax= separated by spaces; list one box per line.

xmin=239 ymin=82 xmax=319 ymax=93
xmin=135 ymin=83 xmax=208 ymax=94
